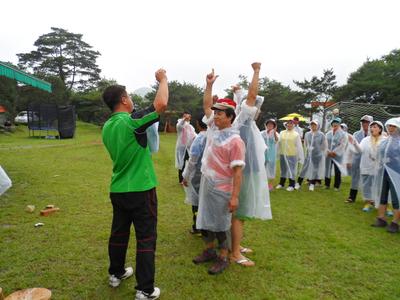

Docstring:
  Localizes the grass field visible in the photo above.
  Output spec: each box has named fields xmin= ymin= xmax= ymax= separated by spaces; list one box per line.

xmin=0 ymin=123 xmax=399 ymax=300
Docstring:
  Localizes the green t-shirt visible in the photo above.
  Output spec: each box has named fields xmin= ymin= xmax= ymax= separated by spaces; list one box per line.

xmin=102 ymin=107 xmax=159 ymax=192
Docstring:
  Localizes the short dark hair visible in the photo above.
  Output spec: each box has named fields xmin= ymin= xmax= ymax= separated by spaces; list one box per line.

xmin=197 ymin=117 xmax=207 ymax=130
xmin=183 ymin=111 xmax=191 ymax=116
xmin=102 ymin=85 xmax=127 ymax=111
xmin=224 ymin=108 xmax=236 ymax=124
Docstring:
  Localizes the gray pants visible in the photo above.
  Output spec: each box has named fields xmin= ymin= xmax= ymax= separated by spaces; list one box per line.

xmin=201 ymin=230 xmax=228 ymax=249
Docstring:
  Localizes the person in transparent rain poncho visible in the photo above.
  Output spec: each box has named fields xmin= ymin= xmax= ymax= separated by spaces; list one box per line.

xmin=348 ymin=121 xmax=386 ymax=213
xmin=276 ymin=120 xmax=305 ymax=191
xmin=182 ymin=117 xmax=208 ymax=235
xmin=340 ymin=123 xmax=353 ymax=176
xmin=192 ymin=70 xmax=245 ymax=275
xmin=261 ymin=119 xmax=279 ymax=191
xmin=324 ymin=117 xmax=348 ymax=191
xmin=297 ymin=120 xmax=327 ymax=191
xmin=175 ymin=111 xmax=197 ymax=184
xmin=345 ymin=115 xmax=373 ymax=203
xmin=371 ymin=118 xmax=400 ymax=233
xmin=229 ymin=63 xmax=272 ymax=267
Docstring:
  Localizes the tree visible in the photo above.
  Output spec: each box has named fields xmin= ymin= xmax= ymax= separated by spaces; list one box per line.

xmin=336 ymin=49 xmax=400 ymax=107
xmin=294 ymin=68 xmax=338 ymax=130
xmin=17 ymin=27 xmax=101 ymax=92
xmin=225 ymin=75 xmax=305 ymax=129
xmin=145 ymin=80 xmax=204 ymax=131
xmin=258 ymin=78 xmax=305 ymax=128
xmin=71 ymin=78 xmax=118 ymax=125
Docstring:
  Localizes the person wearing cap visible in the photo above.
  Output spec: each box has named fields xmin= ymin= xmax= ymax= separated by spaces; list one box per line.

xmin=348 ymin=121 xmax=386 ymax=212
xmin=230 ymin=64 xmax=272 ymax=266
xmin=175 ymin=111 xmax=197 ymax=184
xmin=325 ymin=117 xmax=348 ymax=190
xmin=192 ymin=69 xmax=246 ymax=275
xmin=297 ymin=120 xmax=327 ymax=191
xmin=261 ymin=119 xmax=279 ymax=190
xmin=276 ymin=119 xmax=305 ymax=191
xmin=371 ymin=117 xmax=400 ymax=233
xmin=345 ymin=115 xmax=373 ymax=203
xmin=182 ymin=117 xmax=208 ymax=235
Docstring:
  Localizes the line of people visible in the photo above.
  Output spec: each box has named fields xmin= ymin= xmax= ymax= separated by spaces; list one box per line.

xmin=261 ymin=113 xmax=400 ymax=233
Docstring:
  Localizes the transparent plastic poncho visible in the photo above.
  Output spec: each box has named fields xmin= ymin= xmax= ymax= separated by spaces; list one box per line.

xmin=233 ymin=91 xmax=272 ymax=220
xmin=299 ymin=130 xmax=327 ymax=180
xmin=182 ymin=131 xmax=207 ymax=206
xmin=372 ymin=118 xmax=400 ymax=207
xmin=0 ymin=166 xmax=12 ymax=196
xmin=146 ymin=122 xmax=159 ymax=153
xmin=261 ymin=129 xmax=278 ymax=180
xmin=278 ymin=129 xmax=305 ymax=180
xmin=175 ymin=119 xmax=197 ymax=169
xmin=197 ymin=113 xmax=246 ymax=231
xmin=351 ymin=133 xmax=386 ymax=201
xmin=325 ymin=128 xmax=348 ymax=178
xmin=348 ymin=127 xmax=369 ymax=189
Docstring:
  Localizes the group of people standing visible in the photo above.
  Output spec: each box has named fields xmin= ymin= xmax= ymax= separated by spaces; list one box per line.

xmin=99 ymin=61 xmax=399 ymax=299
xmin=178 ymin=63 xmax=272 ymax=276
xmin=178 ymin=93 xmax=400 ymax=243
xmin=259 ymin=112 xmax=400 ymax=233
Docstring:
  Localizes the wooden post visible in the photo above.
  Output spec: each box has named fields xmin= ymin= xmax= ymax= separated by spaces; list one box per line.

xmin=0 ymin=287 xmax=5 ymax=300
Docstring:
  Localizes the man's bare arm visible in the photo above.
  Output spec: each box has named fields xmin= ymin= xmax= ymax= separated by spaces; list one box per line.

xmin=204 ymin=69 xmax=218 ymax=118
xmin=228 ymin=166 xmax=243 ymax=212
xmin=246 ymin=62 xmax=261 ymax=107
xmin=153 ymin=69 xmax=168 ymax=113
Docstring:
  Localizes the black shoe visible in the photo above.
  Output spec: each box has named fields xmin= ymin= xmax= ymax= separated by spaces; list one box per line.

xmin=371 ymin=218 xmax=388 ymax=228
xmin=208 ymin=257 xmax=229 ymax=275
xmin=193 ymin=249 xmax=217 ymax=264
xmin=387 ymin=222 xmax=399 ymax=233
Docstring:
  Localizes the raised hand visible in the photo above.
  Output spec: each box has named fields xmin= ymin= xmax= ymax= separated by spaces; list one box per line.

xmin=231 ymin=84 xmax=241 ymax=93
xmin=206 ymin=68 xmax=219 ymax=85
xmin=155 ymin=69 xmax=167 ymax=82
xmin=251 ymin=62 xmax=261 ymax=72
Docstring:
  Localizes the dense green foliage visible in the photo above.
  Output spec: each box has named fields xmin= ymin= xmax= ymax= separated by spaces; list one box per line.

xmin=336 ymin=49 xmax=400 ymax=107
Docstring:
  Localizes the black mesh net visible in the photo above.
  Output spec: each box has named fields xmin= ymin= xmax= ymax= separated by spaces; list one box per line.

xmin=27 ymin=104 xmax=76 ymax=139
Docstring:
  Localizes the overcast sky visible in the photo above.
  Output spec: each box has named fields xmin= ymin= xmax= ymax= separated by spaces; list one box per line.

xmin=1 ymin=0 xmax=399 ymax=97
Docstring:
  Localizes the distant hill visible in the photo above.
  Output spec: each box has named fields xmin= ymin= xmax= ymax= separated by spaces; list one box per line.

xmin=133 ymin=87 xmax=153 ymax=98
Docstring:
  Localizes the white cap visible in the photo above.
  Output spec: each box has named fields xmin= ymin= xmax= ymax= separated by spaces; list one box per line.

xmin=385 ymin=117 xmax=400 ymax=129
xmin=360 ymin=115 xmax=373 ymax=122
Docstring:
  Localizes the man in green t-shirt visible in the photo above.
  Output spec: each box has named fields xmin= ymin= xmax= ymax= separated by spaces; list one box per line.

xmin=102 ymin=69 xmax=168 ymax=300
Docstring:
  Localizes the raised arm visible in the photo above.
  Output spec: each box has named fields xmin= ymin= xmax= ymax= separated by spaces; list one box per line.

xmin=204 ymin=69 xmax=219 ymax=118
xmin=153 ymin=69 xmax=168 ymax=113
xmin=246 ymin=62 xmax=261 ymax=107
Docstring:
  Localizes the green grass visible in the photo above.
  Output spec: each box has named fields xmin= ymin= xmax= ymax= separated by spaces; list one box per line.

xmin=0 ymin=123 xmax=399 ymax=300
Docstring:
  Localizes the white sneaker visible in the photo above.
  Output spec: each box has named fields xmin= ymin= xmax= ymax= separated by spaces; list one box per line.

xmin=109 ymin=267 xmax=133 ymax=288
xmin=276 ymin=184 xmax=283 ymax=190
xmin=294 ymin=183 xmax=301 ymax=190
xmin=286 ymin=186 xmax=294 ymax=192
xmin=309 ymin=184 xmax=315 ymax=191
xmin=334 ymin=188 xmax=339 ymax=192
xmin=136 ymin=287 xmax=161 ymax=300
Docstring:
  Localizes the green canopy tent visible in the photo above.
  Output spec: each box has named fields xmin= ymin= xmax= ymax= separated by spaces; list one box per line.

xmin=0 ymin=61 xmax=52 ymax=92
